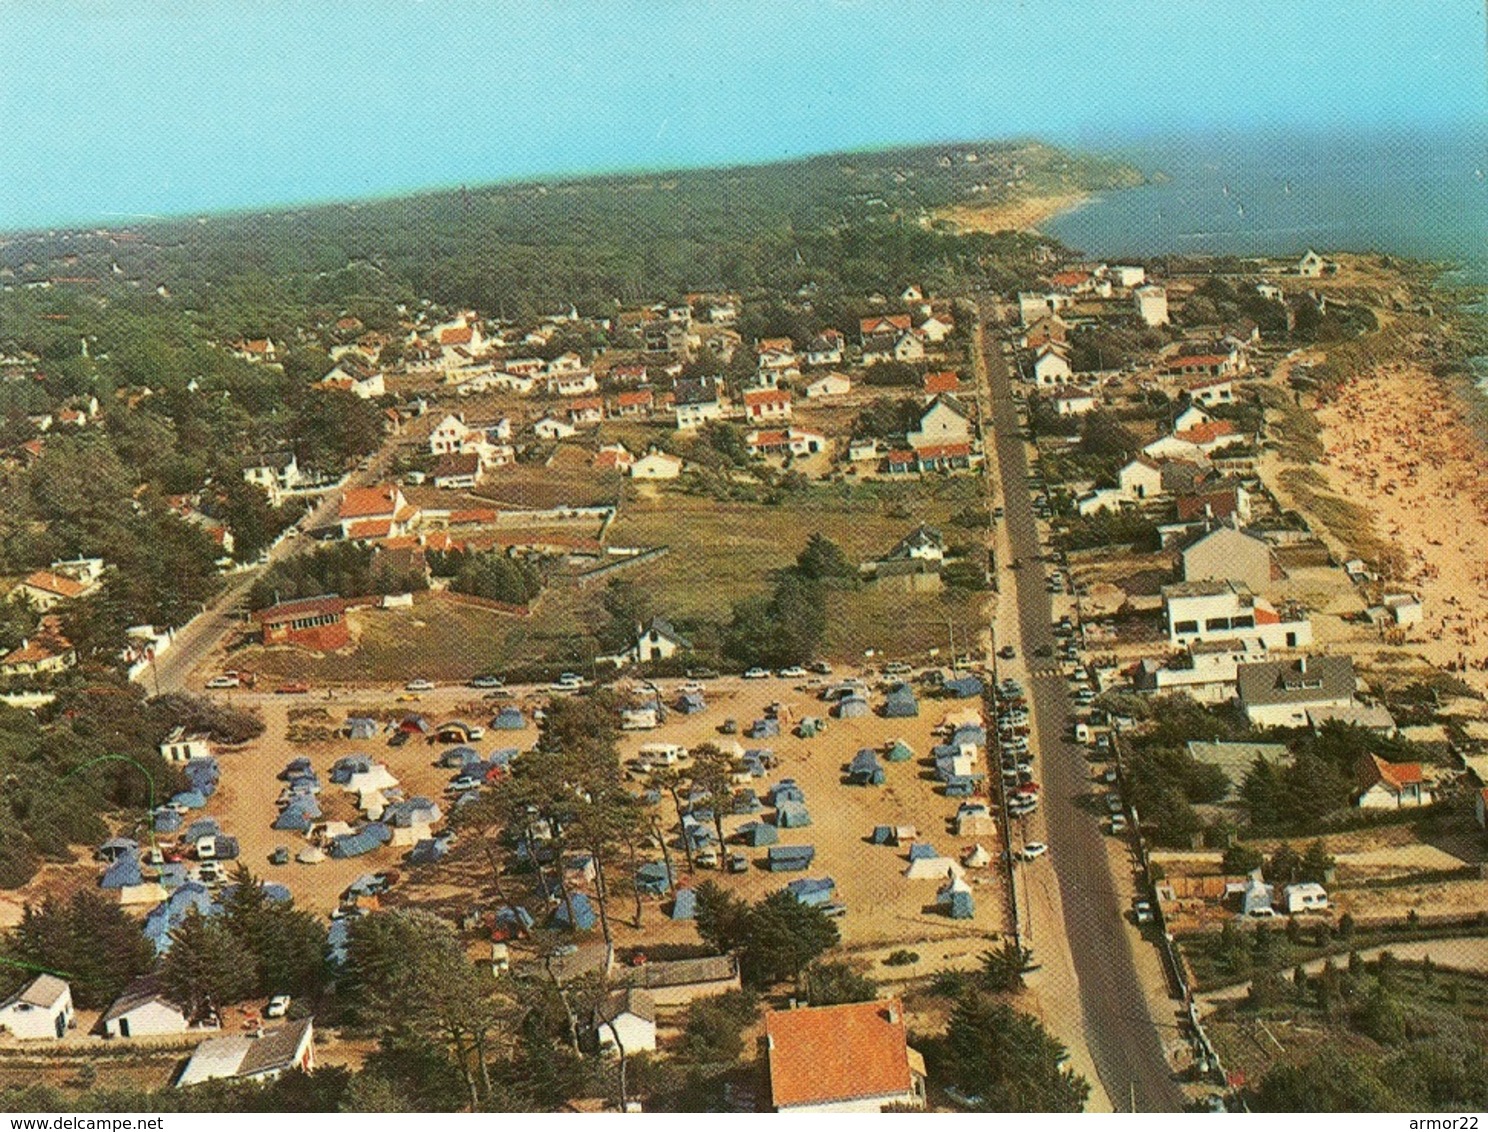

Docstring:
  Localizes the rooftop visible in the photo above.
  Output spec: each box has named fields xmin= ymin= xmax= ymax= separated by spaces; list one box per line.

xmin=765 ymin=998 xmax=916 ymax=1110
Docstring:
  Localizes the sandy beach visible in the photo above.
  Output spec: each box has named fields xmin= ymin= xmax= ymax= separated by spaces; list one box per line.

xmin=935 ymin=191 xmax=1090 ymax=235
xmin=1313 ymin=362 xmax=1488 ymax=690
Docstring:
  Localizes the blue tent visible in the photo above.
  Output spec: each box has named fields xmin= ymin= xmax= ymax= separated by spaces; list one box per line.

xmin=185 ymin=817 xmax=222 ymax=842
xmin=98 ymin=837 xmax=138 ymax=862
xmin=438 ymin=745 xmax=481 ymax=769
xmin=330 ymin=755 xmax=373 ymax=784
xmin=943 ymin=675 xmax=985 ymax=699
xmin=408 ymin=834 xmax=454 ymax=865
xmin=144 ymin=882 xmax=215 ymax=954
xmin=552 ymin=892 xmax=597 ymax=931
xmin=834 ymin=695 xmax=869 ymax=719
xmin=328 ymin=824 xmax=389 ymax=858
xmin=786 ymin=876 xmax=836 ymax=907
xmin=183 ymin=759 xmax=219 ymax=796
xmin=848 ymin=749 xmax=885 ymax=786
xmin=100 ymin=856 xmax=142 ymax=889
xmin=210 ymin=836 xmax=240 ymax=861
xmin=749 ymin=717 xmax=781 ymax=739
xmin=871 ymin=825 xmax=895 ymax=845
xmin=945 ymin=890 xmax=975 ymax=919
xmin=774 ymin=801 xmax=812 ymax=828
xmin=273 ymin=797 xmax=322 ymax=831
xmin=732 ymin=788 xmax=763 ymax=815
xmin=152 ymin=807 xmax=182 ymax=834
xmin=741 ymin=821 xmax=779 ymax=847
xmin=261 ymin=883 xmax=293 ymax=904
xmin=327 ymin=919 xmax=352 ymax=966
xmin=884 ymin=739 xmax=915 ymax=762
xmin=769 ymin=781 xmax=805 ymax=806
xmin=171 ymin=790 xmax=206 ymax=810
xmin=943 ymin=777 xmax=978 ymax=798
xmin=280 ymin=757 xmax=314 ymax=780
xmin=496 ymin=905 xmax=536 ymax=933
xmin=766 ymin=845 xmax=816 ymax=872
xmin=157 ymin=862 xmax=189 ymax=889
xmin=883 ymin=685 xmax=919 ymax=718
xmin=491 ymin=707 xmax=526 ymax=730
xmin=676 ymin=691 xmax=707 ymax=714
xmin=636 ymin=861 xmax=675 ymax=896
xmin=670 ymin=888 xmax=698 ymax=920
xmin=907 ymin=841 xmax=940 ymax=861
xmin=951 ymin=725 xmax=987 ymax=747
xmin=345 ymin=717 xmax=379 ymax=741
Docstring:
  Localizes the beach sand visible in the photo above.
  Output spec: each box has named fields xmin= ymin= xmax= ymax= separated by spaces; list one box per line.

xmin=935 ymin=191 xmax=1089 ymax=235
xmin=1313 ymin=361 xmax=1488 ymax=690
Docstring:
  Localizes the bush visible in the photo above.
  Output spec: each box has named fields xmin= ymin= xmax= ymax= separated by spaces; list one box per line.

xmin=884 ymin=950 xmax=920 ymax=967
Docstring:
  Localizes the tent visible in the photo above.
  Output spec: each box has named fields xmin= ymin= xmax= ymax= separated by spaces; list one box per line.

xmin=344 ymin=717 xmax=379 ymax=740
xmin=143 ymin=883 xmax=215 ymax=953
xmin=408 ymin=834 xmax=454 ymax=865
xmin=438 ymin=745 xmax=481 ymax=769
xmin=906 ymin=854 xmax=966 ymax=881
xmin=636 ymin=861 xmax=675 ymax=896
xmin=676 ymin=692 xmax=707 ymax=714
xmin=941 ymin=708 xmax=982 ymax=731
xmin=398 ymin=714 xmax=432 ymax=735
xmin=884 ymin=739 xmax=914 ymax=762
xmin=345 ymin=764 xmax=399 ymax=795
xmin=769 ymin=781 xmax=805 ymax=806
xmin=936 ymin=751 xmax=978 ymax=780
xmin=796 ymin=717 xmax=825 ymax=738
xmin=847 ymin=749 xmax=885 ymax=786
xmin=938 ymin=871 xmax=975 ymax=918
xmin=171 ymin=790 xmax=206 ymax=810
xmin=100 ymin=856 xmax=142 ymax=889
xmin=732 ymin=789 xmax=764 ymax=815
xmin=273 ymin=798 xmax=322 ymax=832
xmin=943 ymin=777 xmax=979 ymax=798
xmin=785 ymin=876 xmax=836 ymax=907
xmin=552 ymin=892 xmax=598 ymax=931
xmin=740 ymin=821 xmax=779 ymax=847
xmin=436 ymin=721 xmax=477 ymax=743
xmin=951 ymin=725 xmax=987 ymax=748
xmin=871 ymin=825 xmax=895 ymax=845
xmin=749 ymin=717 xmax=780 ymax=739
xmin=491 ymin=707 xmax=526 ymax=730
xmin=883 ymin=685 xmax=919 ymax=718
xmin=766 ymin=845 xmax=816 ymax=872
xmin=185 ymin=817 xmax=222 ymax=842
xmin=942 ymin=675 xmax=984 ymax=699
xmin=296 ymin=845 xmax=326 ymax=864
xmin=955 ymin=805 xmax=997 ymax=836
xmin=98 ymin=837 xmax=139 ymax=862
xmin=963 ymin=843 xmax=993 ymax=868
xmin=330 ymin=755 xmax=373 ymax=784
xmin=834 ymin=695 xmax=869 ymax=719
xmin=670 ymin=888 xmax=698 ymax=920
xmin=774 ymin=801 xmax=812 ymax=828
xmin=152 ymin=807 xmax=182 ymax=835
xmin=907 ymin=841 xmax=940 ymax=862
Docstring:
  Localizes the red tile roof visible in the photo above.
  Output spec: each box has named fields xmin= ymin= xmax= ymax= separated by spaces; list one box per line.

xmin=743 ymin=389 xmax=791 ymax=406
xmin=568 ymin=397 xmax=604 ymax=412
xmin=914 ymin=442 xmax=972 ymax=460
xmin=766 ymin=999 xmax=914 ymax=1110
xmin=21 ymin=570 xmax=90 ymax=599
xmin=346 ymin=518 xmax=393 ymax=540
xmin=1170 ymin=354 xmax=1230 ymax=369
xmin=339 ymin=486 xmax=402 ymax=519
xmin=757 ymin=337 xmax=793 ymax=353
xmin=1176 ymin=420 xmax=1238 ymax=446
xmin=439 ymin=326 xmax=474 ymax=346
xmin=922 ymin=370 xmax=959 ymax=393
xmin=254 ymin=595 xmax=350 ymax=625
xmin=1359 ymin=753 xmax=1424 ymax=794
xmin=1051 ymin=270 xmax=1090 ymax=288
xmin=616 ymin=390 xmax=654 ymax=407
xmin=859 ymin=314 xmax=912 ymax=336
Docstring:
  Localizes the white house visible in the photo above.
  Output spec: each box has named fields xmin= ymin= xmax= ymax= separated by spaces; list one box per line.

xmin=1077 ymin=488 xmax=1132 ymax=517
xmin=1118 ymin=456 xmax=1165 ymax=501
xmin=742 ymin=388 xmax=793 ymax=422
xmin=1134 ymin=284 xmax=1170 ymax=327
xmin=1172 ymin=403 xmax=1214 ymax=433
xmin=429 ymin=413 xmax=471 ymax=456
xmin=242 ymin=452 xmax=302 ymax=502
xmin=1237 ymin=654 xmax=1356 ymax=729
xmin=673 ymin=377 xmax=725 ymax=431
xmin=918 ymin=314 xmax=955 ymax=343
xmin=1109 ymin=265 xmax=1146 ymax=288
xmin=177 ymin=1018 xmax=315 ymax=1088
xmin=1162 ymin=580 xmax=1311 ymax=650
xmin=0 ymin=975 xmax=73 ymax=1041
xmin=1256 ymin=283 xmax=1285 ymax=302
xmin=319 ymin=364 xmax=385 ymax=400
xmin=533 ymin=416 xmax=577 ymax=441
xmin=594 ymin=989 xmax=657 ymax=1056
xmin=1382 ymin=593 xmax=1423 ymax=626
xmin=631 ymin=451 xmax=684 ymax=480
xmin=635 ymin=619 xmax=690 ymax=662
xmin=1185 ymin=375 xmax=1235 ymax=408
xmin=1354 ymin=753 xmax=1433 ymax=810
xmin=906 ymin=395 xmax=972 ymax=450
xmin=1051 ymin=385 xmax=1098 ymax=416
xmin=1297 ymin=249 xmax=1327 ymax=278
xmin=804 ymin=331 xmax=845 ymax=367
xmin=159 ymin=727 xmax=212 ymax=765
xmin=1032 ymin=346 xmax=1073 ymax=386
xmin=1018 ymin=291 xmax=1074 ymax=326
xmin=1133 ymin=637 xmax=1272 ymax=704
xmin=805 ymin=372 xmax=851 ymax=399
xmin=547 ymin=371 xmax=599 ymax=397
xmin=102 ymin=980 xmax=193 ymax=1038
xmin=746 ymin=427 xmax=827 ymax=458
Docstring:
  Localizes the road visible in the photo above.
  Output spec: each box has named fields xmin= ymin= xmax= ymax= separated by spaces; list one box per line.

xmin=978 ymin=305 xmax=1187 ymax=1112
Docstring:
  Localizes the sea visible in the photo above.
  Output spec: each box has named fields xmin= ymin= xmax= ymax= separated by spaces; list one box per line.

xmin=1045 ymin=123 xmax=1488 ymax=383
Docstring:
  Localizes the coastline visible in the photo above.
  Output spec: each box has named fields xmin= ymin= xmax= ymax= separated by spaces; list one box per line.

xmin=934 ymin=190 xmax=1092 ymax=236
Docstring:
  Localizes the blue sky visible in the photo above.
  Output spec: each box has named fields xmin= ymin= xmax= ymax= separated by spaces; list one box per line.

xmin=1 ymin=0 xmax=1483 ymax=230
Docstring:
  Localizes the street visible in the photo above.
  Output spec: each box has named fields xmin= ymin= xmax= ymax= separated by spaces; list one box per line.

xmin=978 ymin=305 xmax=1187 ymax=1112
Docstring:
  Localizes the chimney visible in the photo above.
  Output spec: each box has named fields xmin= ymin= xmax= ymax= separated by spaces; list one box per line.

xmin=1298 ymin=655 xmax=1308 ymax=674
xmin=886 ymin=1004 xmax=900 ymax=1024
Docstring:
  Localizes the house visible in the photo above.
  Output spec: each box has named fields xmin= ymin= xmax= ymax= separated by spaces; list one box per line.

xmin=241 ymin=452 xmax=302 ymax=502
xmin=1355 ymin=753 xmax=1433 ymax=809
xmin=1381 ymin=593 xmax=1423 ymax=626
xmin=1144 ymin=419 xmax=1240 ymax=461
xmin=593 ymin=445 xmax=634 ymax=474
xmin=805 ymin=372 xmax=852 ymax=399
xmin=1185 ymin=739 xmax=1292 ymax=802
xmin=613 ymin=389 xmax=655 ymax=418
xmin=1176 ymin=479 xmax=1252 ymax=525
xmin=859 ymin=333 xmax=899 ymax=366
xmin=594 ymin=988 xmax=656 ymax=1055
xmin=430 ymin=452 xmax=481 ymax=490
xmin=177 ymin=1018 xmax=315 ymax=1088
xmin=1 ymin=619 xmax=76 ymax=676
xmin=1185 ymin=374 xmax=1236 ymax=407
xmin=429 ymin=413 xmax=474 ymax=455
xmin=1166 ymin=353 xmax=1239 ymax=380
xmin=319 ymin=362 xmax=385 ymax=400
xmin=253 ymin=594 xmax=351 ymax=651
xmin=1256 ymin=282 xmax=1285 ymax=302
xmin=1162 ymin=580 xmax=1310 ymax=650
xmin=231 ymin=337 xmax=278 ymax=364
xmin=11 ymin=569 xmax=97 ymax=611
xmin=102 ymin=978 xmax=193 ymax=1038
xmin=566 ymin=396 xmax=605 ymax=426
xmin=1017 ymin=291 xmax=1073 ymax=325
xmin=764 ymin=999 xmax=926 ymax=1113
xmin=1180 ymin=524 xmax=1274 ymax=593
xmin=1019 ymin=314 xmax=1068 ymax=350
xmin=891 ymin=330 xmax=926 ymax=363
xmin=1119 ymin=456 xmax=1164 ymax=500
xmin=848 ymin=438 xmax=882 ymax=463
xmin=1237 ymin=654 xmax=1356 ymax=729
xmin=742 ymin=388 xmax=793 ymax=422
xmin=918 ymin=313 xmax=955 ymax=343
xmin=746 ymin=428 xmax=826 ymax=458
xmin=1306 ymin=702 xmax=1398 ymax=735
xmin=159 ymin=726 xmax=212 ymax=765
xmin=859 ymin=314 xmax=912 ymax=342
xmin=1297 ymin=249 xmax=1328 ymax=278
xmin=1051 ymin=385 xmax=1099 ymax=416
xmin=1110 ymin=265 xmax=1146 ymax=288
xmin=533 ymin=416 xmax=577 ymax=441
xmin=1134 ymin=284 xmax=1170 ymax=326
xmin=922 ymin=370 xmax=959 ymax=396
xmin=635 ymin=618 xmax=690 ymax=662
xmin=804 ymin=330 xmax=845 ymax=367
xmin=0 ymin=975 xmax=73 ymax=1041
xmin=610 ymin=954 xmax=742 ymax=1007
xmin=673 ymin=377 xmax=724 ymax=430
xmin=906 ymin=394 xmax=972 ymax=450
xmin=631 ymin=450 xmax=684 ymax=480
xmin=1032 ymin=345 xmax=1073 ymax=386
xmin=337 ymin=485 xmax=415 ymax=540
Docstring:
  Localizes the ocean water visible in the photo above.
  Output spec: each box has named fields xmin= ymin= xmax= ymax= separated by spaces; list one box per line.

xmin=1047 ymin=125 xmax=1488 ymax=283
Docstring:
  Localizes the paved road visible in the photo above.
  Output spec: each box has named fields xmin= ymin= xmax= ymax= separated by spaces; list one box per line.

xmin=979 ymin=309 xmax=1186 ymax=1112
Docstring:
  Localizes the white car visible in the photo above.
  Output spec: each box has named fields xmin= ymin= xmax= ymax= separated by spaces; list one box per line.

xmin=1134 ymin=900 xmax=1155 ymax=924
xmin=743 ymin=667 xmax=770 ymax=679
xmin=265 ymin=994 xmax=292 ymax=1019
xmin=777 ymin=666 xmax=807 ymax=678
xmin=1019 ymin=842 xmax=1048 ymax=861
xmin=205 ymin=674 xmax=239 ymax=689
xmin=404 ymin=678 xmax=435 ymax=692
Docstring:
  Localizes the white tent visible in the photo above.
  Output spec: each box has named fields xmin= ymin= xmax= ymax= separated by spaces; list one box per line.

xmin=956 ymin=811 xmax=997 ymax=836
xmin=905 ymin=856 xmax=966 ymax=881
xmin=963 ymin=844 xmax=992 ymax=868
xmin=937 ymin=751 xmax=977 ymax=778
xmin=715 ymin=739 xmax=746 ymax=759
xmin=315 ymin=820 xmax=354 ymax=843
xmin=345 ymin=764 xmax=399 ymax=795
xmin=296 ymin=845 xmax=326 ymax=864
xmin=117 ymin=882 xmax=168 ymax=907
xmin=358 ymin=790 xmax=388 ymax=820
xmin=941 ymin=708 xmax=982 ymax=732
xmin=937 ymin=870 xmax=973 ymax=899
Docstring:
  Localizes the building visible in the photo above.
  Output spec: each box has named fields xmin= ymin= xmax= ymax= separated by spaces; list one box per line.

xmin=673 ymin=377 xmax=725 ymax=431
xmin=253 ymin=595 xmax=351 ymax=651
xmin=159 ymin=726 xmax=212 ymax=765
xmin=1237 ymin=654 xmax=1356 ymax=729
xmin=635 ymin=618 xmax=690 ymax=662
xmin=1180 ymin=524 xmax=1274 ymax=593
xmin=1176 ymin=480 xmax=1252 ymax=525
xmin=242 ymin=452 xmax=302 ymax=502
xmin=177 ymin=1018 xmax=315 ymax=1088
xmin=1051 ymin=385 xmax=1099 ymax=416
xmin=1185 ymin=375 xmax=1236 ymax=407
xmin=805 ymin=372 xmax=851 ymax=399
xmin=1134 ymin=284 xmax=1170 ymax=327
xmin=594 ymin=988 xmax=656 ymax=1055
xmin=10 ymin=569 xmax=97 ymax=611
xmin=431 ymin=452 xmax=482 ymax=490
xmin=742 ymin=388 xmax=793 ymax=422
xmin=1119 ymin=456 xmax=1165 ymax=501
xmin=318 ymin=362 xmax=385 ymax=400
xmin=1161 ymin=580 xmax=1310 ymax=649
xmin=610 ymin=954 xmax=742 ymax=1007
xmin=1 ymin=618 xmax=76 ymax=677
xmin=1297 ymin=249 xmax=1328 ymax=277
xmin=567 ymin=396 xmax=605 ymax=426
xmin=746 ymin=427 xmax=826 ymax=458
xmin=1133 ymin=637 xmax=1272 ymax=704
xmin=906 ymin=394 xmax=972 ymax=450
xmin=804 ymin=330 xmax=845 ymax=367
xmin=612 ymin=389 xmax=655 ymax=418
xmin=764 ymin=999 xmax=926 ymax=1113
xmin=101 ymin=978 xmax=193 ymax=1038
xmin=336 ymin=485 xmax=416 ymax=540
xmin=0 ymin=975 xmax=73 ymax=1041
xmin=1032 ymin=345 xmax=1073 ymax=386
xmin=630 ymin=451 xmax=684 ymax=480
xmin=1018 ymin=291 xmax=1073 ymax=326
xmin=533 ymin=416 xmax=577 ymax=440
xmin=1355 ymin=753 xmax=1433 ymax=809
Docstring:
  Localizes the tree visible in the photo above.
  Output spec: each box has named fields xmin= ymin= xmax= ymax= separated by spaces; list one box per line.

xmin=693 ymin=881 xmax=751 ymax=955
xmin=795 ymin=533 xmax=855 ymax=582
xmin=1253 ymin=1048 xmax=1404 ymax=1111
xmin=934 ymin=992 xmax=1090 ymax=1112
xmin=804 ymin=961 xmax=877 ymax=1005
xmin=689 ymin=744 xmax=735 ymax=852
xmin=979 ymin=940 xmax=1033 ymax=992
xmin=1222 ymin=844 xmax=1264 ymax=874
xmin=674 ymin=990 xmax=758 ymax=1063
xmin=740 ymin=890 xmax=840 ymax=987
xmin=1266 ymin=843 xmax=1303 ymax=885
xmin=219 ymin=866 xmax=330 ymax=998
xmin=8 ymin=890 xmax=154 ymax=1009
xmin=161 ymin=910 xmax=256 ymax=1019
xmin=1300 ymin=839 xmax=1336 ymax=884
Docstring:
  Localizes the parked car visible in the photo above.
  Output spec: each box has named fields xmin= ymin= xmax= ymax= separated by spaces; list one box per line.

xmin=388 ymin=730 xmax=410 ymax=747
xmin=808 ymin=660 xmax=833 ymax=675
xmin=1133 ymin=900 xmax=1155 ymax=924
xmin=468 ymin=674 xmax=505 ymax=689
xmin=778 ymin=666 xmax=807 ymax=678
xmin=447 ymin=775 xmax=483 ymax=792
xmin=269 ymin=846 xmax=290 ymax=866
xmin=205 ymin=674 xmax=240 ymax=689
xmin=742 ymin=667 xmax=769 ymax=679
xmin=404 ymin=678 xmax=435 ymax=692
xmin=1019 ymin=842 xmax=1048 ymax=861
xmin=1109 ymin=814 xmax=1128 ymax=834
xmin=265 ymin=994 xmax=292 ymax=1019
xmin=686 ymin=667 xmax=721 ymax=680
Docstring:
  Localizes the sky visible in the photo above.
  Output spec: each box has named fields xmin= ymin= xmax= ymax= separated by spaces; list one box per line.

xmin=1 ymin=0 xmax=1484 ymax=231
